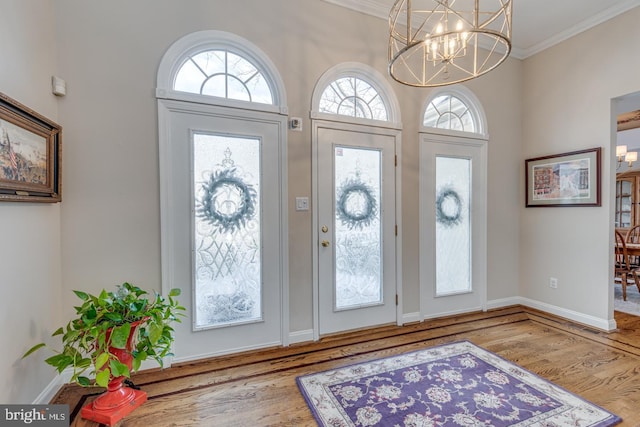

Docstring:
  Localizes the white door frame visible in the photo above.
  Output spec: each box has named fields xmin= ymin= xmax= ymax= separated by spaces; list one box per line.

xmin=311 ymin=119 xmax=402 ymax=340
xmin=419 ymin=132 xmax=488 ymax=320
xmin=158 ymin=98 xmax=289 ymax=363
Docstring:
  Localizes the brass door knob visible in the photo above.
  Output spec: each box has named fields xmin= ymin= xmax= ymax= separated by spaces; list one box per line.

xmin=321 ymin=240 xmax=330 ymax=247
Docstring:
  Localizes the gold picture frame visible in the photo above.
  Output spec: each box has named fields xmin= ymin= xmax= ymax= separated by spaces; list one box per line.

xmin=0 ymin=92 xmax=61 ymax=202
xmin=525 ymin=147 xmax=601 ymax=207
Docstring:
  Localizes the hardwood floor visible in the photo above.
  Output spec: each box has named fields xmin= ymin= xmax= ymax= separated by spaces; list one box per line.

xmin=53 ymin=306 xmax=640 ymax=426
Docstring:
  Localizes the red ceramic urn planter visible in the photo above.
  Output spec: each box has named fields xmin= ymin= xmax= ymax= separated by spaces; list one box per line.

xmin=80 ymin=320 xmax=148 ymax=426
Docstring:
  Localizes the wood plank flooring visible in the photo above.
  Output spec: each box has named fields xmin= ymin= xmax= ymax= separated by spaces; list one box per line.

xmin=53 ymin=306 xmax=640 ymax=426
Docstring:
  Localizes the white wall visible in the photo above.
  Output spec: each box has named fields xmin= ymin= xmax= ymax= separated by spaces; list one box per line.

xmin=521 ymin=6 xmax=640 ymax=324
xmin=51 ymin=0 xmax=522 ymax=333
xmin=10 ymin=0 xmax=637 ymax=404
xmin=5 ymin=0 xmax=524 ymax=402
xmin=0 ymin=0 xmax=62 ymax=404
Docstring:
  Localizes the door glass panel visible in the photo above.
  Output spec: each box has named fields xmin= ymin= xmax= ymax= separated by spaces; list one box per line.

xmin=334 ymin=146 xmax=382 ymax=309
xmin=435 ymin=156 xmax=471 ymax=295
xmin=193 ymin=134 xmax=261 ymax=329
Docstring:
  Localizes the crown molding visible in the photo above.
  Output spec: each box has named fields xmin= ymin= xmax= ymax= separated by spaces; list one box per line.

xmin=322 ymin=0 xmax=640 ymax=60
xmin=519 ymin=0 xmax=640 ymax=58
xmin=322 ymin=0 xmax=389 ymax=20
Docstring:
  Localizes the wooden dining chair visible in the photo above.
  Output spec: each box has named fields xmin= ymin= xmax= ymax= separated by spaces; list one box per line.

xmin=626 ymin=225 xmax=640 ymax=267
xmin=615 ymin=230 xmax=640 ymax=301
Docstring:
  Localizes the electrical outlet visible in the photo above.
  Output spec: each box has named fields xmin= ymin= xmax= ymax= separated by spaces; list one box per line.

xmin=549 ymin=277 xmax=558 ymax=289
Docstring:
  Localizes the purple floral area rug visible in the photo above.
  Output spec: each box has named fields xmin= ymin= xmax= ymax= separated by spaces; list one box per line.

xmin=296 ymin=341 xmax=621 ymax=427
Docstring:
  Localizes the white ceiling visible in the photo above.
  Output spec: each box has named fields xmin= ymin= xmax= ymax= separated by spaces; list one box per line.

xmin=619 ymin=128 xmax=640 ymax=152
xmin=323 ymin=0 xmax=640 ymax=59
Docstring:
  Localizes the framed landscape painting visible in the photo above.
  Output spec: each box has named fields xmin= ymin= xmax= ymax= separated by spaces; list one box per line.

xmin=525 ymin=147 xmax=601 ymax=207
xmin=0 ymin=92 xmax=62 ymax=202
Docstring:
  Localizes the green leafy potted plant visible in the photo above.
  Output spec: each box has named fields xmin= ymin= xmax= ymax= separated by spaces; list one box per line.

xmin=24 ymin=282 xmax=185 ymax=386
xmin=23 ymin=282 xmax=185 ymax=425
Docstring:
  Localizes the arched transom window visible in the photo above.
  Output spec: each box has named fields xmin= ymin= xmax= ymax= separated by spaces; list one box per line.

xmin=424 ymin=94 xmax=476 ymax=133
xmin=174 ymin=49 xmax=273 ymax=104
xmin=319 ymin=76 xmax=388 ymax=121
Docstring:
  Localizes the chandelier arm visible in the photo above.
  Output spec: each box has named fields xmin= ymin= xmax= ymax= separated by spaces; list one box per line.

xmin=407 ymin=4 xmax=443 ymax=43
xmin=391 ymin=43 xmax=425 ymax=84
xmin=478 ymin=8 xmax=510 ymax=31
xmin=448 ymin=59 xmax=475 ymax=78
xmin=406 ymin=0 xmax=411 ymax=44
xmin=479 ymin=35 xmax=511 ymax=73
xmin=473 ymin=36 xmax=479 ymax=75
xmin=389 ymin=5 xmax=405 ymax=43
xmin=474 ymin=0 xmax=479 ymax=27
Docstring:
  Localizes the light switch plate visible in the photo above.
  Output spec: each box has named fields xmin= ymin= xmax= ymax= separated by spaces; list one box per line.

xmin=295 ymin=197 xmax=309 ymax=211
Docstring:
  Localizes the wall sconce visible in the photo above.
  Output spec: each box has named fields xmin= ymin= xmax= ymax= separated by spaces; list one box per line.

xmin=625 ymin=151 xmax=637 ymax=168
xmin=617 ymin=145 xmax=628 ymax=169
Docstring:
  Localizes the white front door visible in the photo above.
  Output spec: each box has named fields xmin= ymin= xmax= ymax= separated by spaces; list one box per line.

xmin=315 ymin=124 xmax=398 ymax=335
xmin=159 ymin=99 xmax=286 ymax=361
xmin=420 ymin=134 xmax=487 ymax=318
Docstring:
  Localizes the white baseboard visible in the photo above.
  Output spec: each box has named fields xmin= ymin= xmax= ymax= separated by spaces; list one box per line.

xmin=33 ymin=358 xmax=173 ymax=404
xmin=401 ymin=311 xmax=422 ymax=325
xmin=517 ymin=297 xmax=616 ymax=331
xmin=34 ymin=301 xmax=615 ymax=404
xmin=486 ymin=296 xmax=616 ymax=331
xmin=421 ymin=305 xmax=484 ymax=320
xmin=171 ymin=340 xmax=283 ymax=364
xmin=289 ymin=329 xmax=314 ymax=345
xmin=485 ymin=296 xmax=521 ymax=310
xmin=288 ymin=314 xmax=423 ymax=343
xmin=32 ymin=374 xmax=67 ymax=405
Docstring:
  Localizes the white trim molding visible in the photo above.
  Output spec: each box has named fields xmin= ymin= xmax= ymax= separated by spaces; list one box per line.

xmin=289 ymin=329 xmax=315 ymax=345
xmin=156 ymin=30 xmax=288 ymax=115
xmin=487 ymin=297 xmax=617 ymax=332
xmin=420 ymin=84 xmax=489 ymax=139
xmin=311 ymin=62 xmax=403 ymax=129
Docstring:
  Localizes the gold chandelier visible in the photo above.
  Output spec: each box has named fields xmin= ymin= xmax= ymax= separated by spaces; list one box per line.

xmin=389 ymin=0 xmax=512 ymax=87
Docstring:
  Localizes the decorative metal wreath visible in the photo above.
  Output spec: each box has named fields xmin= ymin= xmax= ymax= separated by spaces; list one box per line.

xmin=197 ymin=168 xmax=257 ymax=233
xmin=436 ymin=187 xmax=463 ymax=228
xmin=336 ymin=178 xmax=378 ymax=230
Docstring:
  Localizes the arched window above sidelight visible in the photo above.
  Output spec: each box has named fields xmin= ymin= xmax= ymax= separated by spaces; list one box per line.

xmin=319 ymin=76 xmax=387 ymax=121
xmin=174 ymin=50 xmax=273 ymax=105
xmin=157 ymin=30 xmax=287 ymax=114
xmin=424 ymin=95 xmax=475 ymax=132
xmin=312 ymin=62 xmax=401 ymax=128
xmin=422 ymin=86 xmax=487 ymax=138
